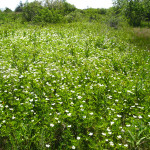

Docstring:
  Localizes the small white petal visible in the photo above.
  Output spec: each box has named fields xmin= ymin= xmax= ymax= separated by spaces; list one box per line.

xmin=72 ymin=146 xmax=75 ymax=149
xmin=89 ymin=132 xmax=93 ymax=136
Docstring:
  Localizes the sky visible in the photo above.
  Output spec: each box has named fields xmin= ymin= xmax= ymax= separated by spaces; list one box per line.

xmin=0 ymin=0 xmax=113 ymax=11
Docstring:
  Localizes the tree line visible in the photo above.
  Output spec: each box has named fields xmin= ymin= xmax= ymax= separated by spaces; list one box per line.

xmin=113 ymin=0 xmax=150 ymax=26
xmin=0 ymin=0 xmax=150 ymax=27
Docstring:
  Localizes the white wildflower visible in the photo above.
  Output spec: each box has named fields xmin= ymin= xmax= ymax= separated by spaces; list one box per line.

xmin=138 ymin=115 xmax=142 ymax=119
xmin=117 ymin=135 xmax=122 ymax=139
xmin=111 ymin=122 xmax=114 ymax=125
xmin=68 ymin=125 xmax=71 ymax=128
xmin=117 ymin=114 xmax=122 ymax=118
xmin=12 ymin=116 xmax=15 ymax=119
xmin=46 ymin=144 xmax=50 ymax=148
xmin=89 ymin=112 xmax=93 ymax=115
xmin=50 ymin=123 xmax=54 ymax=127
xmin=89 ymin=132 xmax=93 ymax=136
xmin=67 ymin=113 xmax=72 ymax=116
xmin=102 ymin=133 xmax=106 ymax=136
xmin=109 ymin=141 xmax=114 ymax=146
xmin=77 ymin=96 xmax=82 ymax=99
xmin=108 ymin=132 xmax=112 ymax=135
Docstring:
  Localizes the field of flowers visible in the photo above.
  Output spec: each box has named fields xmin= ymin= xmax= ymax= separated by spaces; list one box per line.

xmin=0 ymin=23 xmax=150 ymax=149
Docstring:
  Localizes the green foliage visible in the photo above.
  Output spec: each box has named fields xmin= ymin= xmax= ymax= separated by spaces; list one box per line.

xmin=44 ymin=0 xmax=76 ymax=15
xmin=22 ymin=1 xmax=43 ymax=22
xmin=64 ymin=10 xmax=83 ymax=23
xmin=80 ymin=8 xmax=107 ymax=22
xmin=3 ymin=7 xmax=12 ymax=13
xmin=33 ymin=7 xmax=63 ymax=23
xmin=0 ymin=11 xmax=22 ymax=25
xmin=113 ymin=0 xmax=150 ymax=27
xmin=97 ymin=8 xmax=107 ymax=15
xmin=21 ymin=0 xmax=76 ymax=23
xmin=0 ymin=22 xmax=150 ymax=150
xmin=106 ymin=7 xmax=128 ymax=29
xmin=125 ymin=0 xmax=144 ymax=26
xmin=18 ymin=0 xmax=108 ymax=24
xmin=62 ymin=1 xmax=76 ymax=15
xmin=142 ymin=0 xmax=150 ymax=22
xmin=15 ymin=1 xmax=23 ymax=12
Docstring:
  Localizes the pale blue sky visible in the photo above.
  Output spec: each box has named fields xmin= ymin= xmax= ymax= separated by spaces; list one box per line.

xmin=0 ymin=0 xmax=113 ymax=11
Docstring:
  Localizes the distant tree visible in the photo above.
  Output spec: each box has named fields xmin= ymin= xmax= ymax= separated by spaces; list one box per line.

xmin=22 ymin=1 xmax=43 ymax=21
xmin=113 ymin=0 xmax=144 ymax=26
xmin=62 ymin=1 xmax=76 ymax=15
xmin=34 ymin=7 xmax=53 ymax=22
xmin=143 ymin=0 xmax=150 ymax=23
xmin=42 ymin=0 xmax=76 ymax=18
xmin=15 ymin=1 xmax=23 ymax=12
xmin=97 ymin=8 xmax=107 ymax=15
xmin=4 ymin=7 xmax=12 ymax=13
xmin=126 ymin=0 xmax=144 ymax=26
xmin=44 ymin=0 xmax=61 ymax=9
xmin=64 ymin=10 xmax=82 ymax=23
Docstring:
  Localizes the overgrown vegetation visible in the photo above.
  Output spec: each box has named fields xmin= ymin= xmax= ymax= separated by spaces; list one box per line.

xmin=113 ymin=0 xmax=150 ymax=27
xmin=0 ymin=0 xmax=108 ymax=24
xmin=1 ymin=0 xmax=150 ymax=27
xmin=0 ymin=0 xmax=150 ymax=150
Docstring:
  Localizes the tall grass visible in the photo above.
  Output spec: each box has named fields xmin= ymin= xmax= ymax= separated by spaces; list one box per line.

xmin=131 ymin=28 xmax=150 ymax=50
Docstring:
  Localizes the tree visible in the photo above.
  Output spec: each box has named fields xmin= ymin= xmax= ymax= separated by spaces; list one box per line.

xmin=62 ymin=1 xmax=76 ymax=15
xmin=22 ymin=1 xmax=43 ymax=21
xmin=44 ymin=0 xmax=62 ymax=9
xmin=142 ymin=0 xmax=150 ymax=23
xmin=21 ymin=0 xmax=76 ymax=23
xmin=15 ymin=1 xmax=23 ymax=12
xmin=125 ymin=0 xmax=144 ymax=26
xmin=4 ymin=7 xmax=12 ymax=13
xmin=113 ymin=0 xmax=144 ymax=26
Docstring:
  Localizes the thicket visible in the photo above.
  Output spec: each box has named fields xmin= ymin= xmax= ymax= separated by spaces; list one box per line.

xmin=0 ymin=0 xmax=108 ymax=24
xmin=21 ymin=0 xmax=109 ymax=23
xmin=1 ymin=0 xmax=150 ymax=27
xmin=113 ymin=0 xmax=150 ymax=27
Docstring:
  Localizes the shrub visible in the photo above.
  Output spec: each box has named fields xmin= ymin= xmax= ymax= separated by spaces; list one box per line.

xmin=22 ymin=1 xmax=43 ymax=22
xmin=64 ymin=10 xmax=83 ymax=23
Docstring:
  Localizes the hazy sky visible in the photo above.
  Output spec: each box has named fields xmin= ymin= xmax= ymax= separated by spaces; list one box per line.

xmin=0 ymin=0 xmax=113 ymax=11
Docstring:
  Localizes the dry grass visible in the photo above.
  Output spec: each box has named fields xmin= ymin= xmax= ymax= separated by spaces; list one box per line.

xmin=133 ymin=28 xmax=150 ymax=38
xmin=131 ymin=28 xmax=150 ymax=50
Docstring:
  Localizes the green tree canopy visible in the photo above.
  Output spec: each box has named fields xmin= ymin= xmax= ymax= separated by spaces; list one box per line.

xmin=15 ymin=1 xmax=23 ymax=12
xmin=4 ymin=7 xmax=12 ymax=13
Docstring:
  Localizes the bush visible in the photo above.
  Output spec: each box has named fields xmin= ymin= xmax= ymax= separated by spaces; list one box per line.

xmin=22 ymin=1 xmax=43 ymax=22
xmin=4 ymin=8 xmax=12 ymax=13
xmin=15 ymin=1 xmax=23 ymax=12
xmin=125 ymin=1 xmax=144 ymax=27
xmin=108 ymin=16 xmax=120 ymax=28
xmin=64 ymin=10 xmax=83 ymax=23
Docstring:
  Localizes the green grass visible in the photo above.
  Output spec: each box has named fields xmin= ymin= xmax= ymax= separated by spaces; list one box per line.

xmin=0 ymin=22 xmax=150 ymax=150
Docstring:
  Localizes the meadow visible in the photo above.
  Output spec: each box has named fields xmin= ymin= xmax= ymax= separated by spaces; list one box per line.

xmin=0 ymin=22 xmax=150 ymax=149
